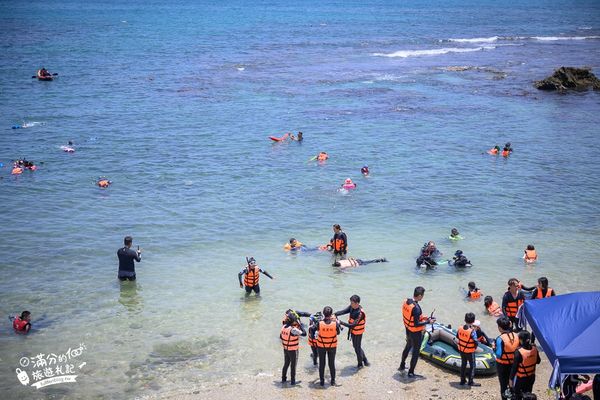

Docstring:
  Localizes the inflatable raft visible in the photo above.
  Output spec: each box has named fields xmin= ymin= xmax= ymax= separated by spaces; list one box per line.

xmin=420 ymin=323 xmax=497 ymax=376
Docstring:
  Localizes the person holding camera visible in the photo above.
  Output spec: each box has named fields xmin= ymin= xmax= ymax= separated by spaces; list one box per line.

xmin=117 ymin=236 xmax=141 ymax=281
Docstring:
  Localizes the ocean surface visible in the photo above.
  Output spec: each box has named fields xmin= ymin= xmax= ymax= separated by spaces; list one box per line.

xmin=1 ymin=0 xmax=600 ymax=398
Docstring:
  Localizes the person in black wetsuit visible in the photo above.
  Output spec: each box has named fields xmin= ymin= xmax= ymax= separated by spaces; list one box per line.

xmin=335 ymin=294 xmax=370 ymax=369
xmin=399 ymin=286 xmax=436 ymax=378
xmin=453 ymin=250 xmax=472 ymax=268
xmin=330 ymin=224 xmax=348 ymax=260
xmin=416 ymin=241 xmax=441 ymax=268
xmin=117 ymin=236 xmax=141 ymax=281
xmin=280 ymin=311 xmax=307 ymax=386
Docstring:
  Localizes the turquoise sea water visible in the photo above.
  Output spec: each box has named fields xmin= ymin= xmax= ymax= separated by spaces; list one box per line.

xmin=1 ymin=0 xmax=600 ymax=398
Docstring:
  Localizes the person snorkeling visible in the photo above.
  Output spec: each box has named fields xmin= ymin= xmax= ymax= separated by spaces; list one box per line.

xmin=97 ymin=177 xmax=112 ymax=188
xmin=10 ymin=311 xmax=31 ymax=334
xmin=335 ymin=295 xmax=370 ymax=369
xmin=238 ymin=257 xmax=274 ymax=295
xmin=502 ymin=142 xmax=513 ymax=157
xmin=466 ymin=281 xmax=481 ymax=299
xmin=280 ymin=310 xmax=307 ymax=386
xmin=290 ymin=132 xmax=303 ymax=141
xmin=283 ymin=238 xmax=305 ymax=251
xmin=333 ymin=257 xmax=387 ymax=269
xmin=361 ymin=165 xmax=369 ymax=176
xmin=452 ymin=250 xmax=472 ymax=268
xmin=316 ymin=152 xmax=328 ymax=161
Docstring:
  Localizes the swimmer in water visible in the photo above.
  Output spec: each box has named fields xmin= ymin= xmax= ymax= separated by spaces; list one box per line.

xmin=361 ymin=165 xmax=369 ymax=176
xmin=466 ymin=281 xmax=481 ymax=299
xmin=333 ymin=257 xmax=387 ymax=269
xmin=416 ymin=241 xmax=441 ymax=268
xmin=97 ymin=177 xmax=112 ymax=188
xmin=450 ymin=228 xmax=462 ymax=240
xmin=453 ymin=250 xmax=472 ymax=268
xmin=487 ymin=145 xmax=501 ymax=155
xmin=283 ymin=238 xmax=306 ymax=251
xmin=523 ymin=244 xmax=538 ymax=263
xmin=502 ymin=142 xmax=513 ymax=157
xmin=10 ymin=311 xmax=32 ymax=334
xmin=341 ymin=178 xmax=357 ymax=190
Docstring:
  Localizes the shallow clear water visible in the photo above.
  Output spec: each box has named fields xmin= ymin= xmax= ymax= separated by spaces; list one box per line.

xmin=1 ymin=0 xmax=600 ymax=398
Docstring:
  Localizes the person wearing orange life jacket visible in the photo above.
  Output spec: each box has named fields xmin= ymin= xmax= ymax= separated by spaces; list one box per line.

xmin=330 ymin=224 xmax=347 ymax=260
xmin=484 ymin=295 xmax=503 ymax=318
xmin=315 ymin=306 xmax=341 ymax=387
xmin=399 ymin=286 xmax=436 ymax=378
xmin=487 ymin=145 xmax=501 ymax=155
xmin=502 ymin=142 xmax=513 ymax=157
xmin=454 ymin=312 xmax=481 ymax=386
xmin=280 ymin=311 xmax=307 ymax=386
xmin=316 ymin=152 xmax=329 ymax=161
xmin=467 ymin=281 xmax=482 ymax=299
xmin=523 ymin=244 xmax=538 ymax=263
xmin=335 ymin=294 xmax=370 ymax=369
xmin=530 ymin=277 xmax=555 ymax=300
xmin=510 ymin=331 xmax=541 ymax=400
xmin=502 ymin=278 xmax=526 ymax=332
xmin=238 ymin=257 xmax=273 ymax=295
xmin=11 ymin=311 xmax=32 ymax=334
xmin=494 ymin=316 xmax=520 ymax=400
xmin=97 ymin=177 xmax=112 ymax=188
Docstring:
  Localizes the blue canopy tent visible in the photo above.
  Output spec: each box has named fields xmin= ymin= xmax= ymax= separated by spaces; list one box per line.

xmin=521 ymin=291 xmax=600 ymax=389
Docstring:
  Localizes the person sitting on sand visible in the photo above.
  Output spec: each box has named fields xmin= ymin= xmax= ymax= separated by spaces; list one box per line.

xmin=333 ymin=257 xmax=387 ymax=269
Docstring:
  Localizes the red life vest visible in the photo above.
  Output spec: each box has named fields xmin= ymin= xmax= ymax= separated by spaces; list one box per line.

xmin=348 ymin=309 xmax=366 ymax=335
xmin=244 ymin=266 xmax=260 ymax=287
xmin=280 ymin=326 xmax=299 ymax=351
xmin=457 ymin=326 xmax=477 ymax=354
xmin=13 ymin=317 xmax=30 ymax=333
xmin=536 ymin=288 xmax=553 ymax=299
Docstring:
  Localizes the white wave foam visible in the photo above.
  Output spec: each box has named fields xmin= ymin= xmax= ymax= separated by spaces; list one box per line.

xmin=530 ymin=35 xmax=600 ymax=41
xmin=447 ymin=36 xmax=499 ymax=43
xmin=374 ymin=46 xmax=495 ymax=58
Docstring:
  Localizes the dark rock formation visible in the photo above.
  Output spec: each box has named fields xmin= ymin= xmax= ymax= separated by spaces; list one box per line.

xmin=535 ymin=67 xmax=600 ymax=91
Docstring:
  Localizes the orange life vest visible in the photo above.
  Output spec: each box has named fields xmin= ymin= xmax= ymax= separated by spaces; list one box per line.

xmin=502 ymin=150 xmax=510 ymax=157
xmin=496 ymin=332 xmax=519 ymax=365
xmin=487 ymin=301 xmax=502 ymax=317
xmin=317 ymin=152 xmax=328 ymax=161
xmin=524 ymin=249 xmax=537 ymax=261
xmin=470 ymin=289 xmax=481 ymax=299
xmin=504 ymin=294 xmax=524 ymax=317
xmin=516 ymin=346 xmax=538 ymax=378
xmin=349 ymin=309 xmax=366 ymax=335
xmin=12 ymin=167 xmax=23 ymax=175
xmin=535 ymin=288 xmax=553 ymax=299
xmin=308 ymin=333 xmax=316 ymax=347
xmin=457 ymin=326 xmax=477 ymax=354
xmin=402 ymin=299 xmax=425 ymax=332
xmin=243 ymin=266 xmax=260 ymax=287
xmin=316 ymin=320 xmax=337 ymax=348
xmin=98 ymin=180 xmax=110 ymax=188
xmin=280 ymin=326 xmax=299 ymax=351
xmin=488 ymin=148 xmax=499 ymax=155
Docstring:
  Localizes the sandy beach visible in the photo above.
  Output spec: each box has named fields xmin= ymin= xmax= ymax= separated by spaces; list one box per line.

xmin=156 ymin=348 xmax=554 ymax=400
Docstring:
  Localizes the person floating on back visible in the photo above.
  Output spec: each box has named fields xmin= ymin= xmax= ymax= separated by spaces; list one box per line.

xmin=117 ymin=236 xmax=141 ymax=281
xmin=11 ymin=311 xmax=32 ymax=334
xmin=455 ymin=312 xmax=481 ymax=386
xmin=523 ymin=244 xmax=538 ymax=264
xmin=333 ymin=257 xmax=387 ymax=269
xmin=238 ymin=257 xmax=273 ymax=296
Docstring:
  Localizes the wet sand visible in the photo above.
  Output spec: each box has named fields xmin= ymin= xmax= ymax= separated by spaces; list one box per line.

xmin=157 ymin=350 xmax=554 ymax=400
